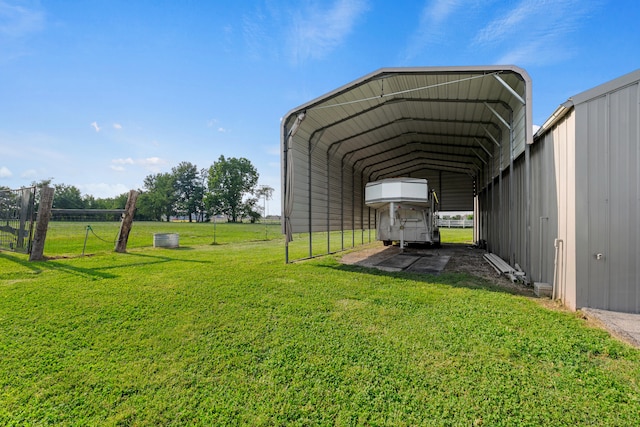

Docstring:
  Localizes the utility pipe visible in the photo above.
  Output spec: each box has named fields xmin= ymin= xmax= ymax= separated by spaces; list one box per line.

xmin=552 ymin=238 xmax=564 ymax=301
xmin=539 ymin=216 xmax=548 ymax=282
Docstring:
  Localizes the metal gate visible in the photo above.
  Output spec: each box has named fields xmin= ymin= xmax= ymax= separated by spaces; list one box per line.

xmin=0 ymin=186 xmax=37 ymax=254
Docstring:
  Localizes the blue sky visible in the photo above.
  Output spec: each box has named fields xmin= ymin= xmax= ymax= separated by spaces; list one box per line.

xmin=1 ymin=0 xmax=639 ymax=214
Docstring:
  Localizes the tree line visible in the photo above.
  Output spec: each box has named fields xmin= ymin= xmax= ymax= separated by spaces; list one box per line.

xmin=14 ymin=156 xmax=273 ymax=223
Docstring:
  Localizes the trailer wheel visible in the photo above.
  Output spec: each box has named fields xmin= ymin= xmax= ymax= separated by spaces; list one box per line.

xmin=432 ymin=231 xmax=441 ymax=248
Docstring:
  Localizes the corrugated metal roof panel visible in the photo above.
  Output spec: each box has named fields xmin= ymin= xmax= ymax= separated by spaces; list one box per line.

xmin=282 ymin=66 xmax=532 ymax=243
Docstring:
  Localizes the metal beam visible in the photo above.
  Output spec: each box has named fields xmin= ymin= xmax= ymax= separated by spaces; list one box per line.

xmin=493 ymin=74 xmax=525 ymax=105
xmin=484 ymin=102 xmax=511 ymax=130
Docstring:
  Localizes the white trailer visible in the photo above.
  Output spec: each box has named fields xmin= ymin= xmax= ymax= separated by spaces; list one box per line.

xmin=365 ymin=178 xmax=440 ymax=248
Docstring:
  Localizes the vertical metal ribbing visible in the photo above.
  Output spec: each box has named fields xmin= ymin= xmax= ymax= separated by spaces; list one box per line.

xmin=351 ymin=168 xmax=355 ymax=248
xmin=308 ymin=139 xmax=313 ymax=259
xmin=327 ymin=151 xmax=331 ymax=254
xmin=525 ymin=138 xmax=531 ymax=279
xmin=509 ymin=110 xmax=515 ymax=267
xmin=340 ymin=157 xmax=344 ymax=251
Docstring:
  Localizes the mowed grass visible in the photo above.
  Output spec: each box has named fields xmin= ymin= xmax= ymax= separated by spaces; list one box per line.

xmin=1 ymin=223 xmax=639 ymax=425
xmin=42 ymin=220 xmax=284 ymax=256
xmin=439 ymin=227 xmax=474 ymax=244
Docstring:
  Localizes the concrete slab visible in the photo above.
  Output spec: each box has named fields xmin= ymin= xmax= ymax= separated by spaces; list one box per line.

xmin=533 ymin=282 xmax=552 ymax=298
xmin=407 ymin=255 xmax=450 ymax=274
xmin=581 ymin=308 xmax=640 ymax=348
xmin=375 ymin=254 xmax=421 ymax=272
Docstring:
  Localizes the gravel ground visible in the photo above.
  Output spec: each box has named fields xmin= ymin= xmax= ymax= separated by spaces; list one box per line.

xmin=340 ymin=242 xmax=534 ymax=296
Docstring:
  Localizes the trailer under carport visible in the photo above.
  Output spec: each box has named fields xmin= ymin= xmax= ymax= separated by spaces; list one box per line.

xmin=281 ymin=66 xmax=533 ymax=268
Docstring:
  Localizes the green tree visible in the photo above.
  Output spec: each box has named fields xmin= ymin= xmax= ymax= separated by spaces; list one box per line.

xmin=138 ymin=173 xmax=176 ymax=221
xmin=52 ymin=184 xmax=84 ymax=209
xmin=112 ymin=192 xmax=130 ymax=209
xmin=171 ymin=161 xmax=202 ymax=222
xmin=255 ymin=185 xmax=274 ymax=219
xmin=195 ymin=168 xmax=209 ymax=222
xmin=206 ymin=156 xmax=258 ymax=223
xmin=240 ymin=197 xmax=260 ymax=223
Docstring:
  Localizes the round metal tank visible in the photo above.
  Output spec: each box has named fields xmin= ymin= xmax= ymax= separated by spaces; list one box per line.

xmin=153 ymin=233 xmax=179 ymax=248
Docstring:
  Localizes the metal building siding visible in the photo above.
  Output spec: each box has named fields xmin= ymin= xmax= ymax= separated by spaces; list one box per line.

xmin=437 ymin=172 xmax=474 ymax=211
xmin=529 ymin=110 xmax=576 ymax=308
xmin=573 ymin=77 xmax=640 ymax=313
xmin=576 ymin=83 xmax=640 ymax=312
xmin=608 ymin=83 xmax=640 ymax=312
xmin=556 ymin=112 xmax=578 ymax=311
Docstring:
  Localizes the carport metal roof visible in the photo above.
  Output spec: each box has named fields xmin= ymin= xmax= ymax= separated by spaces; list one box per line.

xmin=281 ymin=66 xmax=533 ymax=260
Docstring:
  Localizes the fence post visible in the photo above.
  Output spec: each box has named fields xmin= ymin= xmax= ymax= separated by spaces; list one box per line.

xmin=17 ymin=188 xmax=31 ymax=249
xmin=115 ymin=190 xmax=139 ymax=253
xmin=29 ymin=186 xmax=55 ymax=261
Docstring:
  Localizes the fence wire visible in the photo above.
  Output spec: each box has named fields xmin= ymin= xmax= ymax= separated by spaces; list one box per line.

xmin=0 ymin=187 xmax=36 ymax=253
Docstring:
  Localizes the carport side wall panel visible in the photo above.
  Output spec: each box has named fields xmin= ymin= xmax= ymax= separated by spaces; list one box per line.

xmin=529 ymin=122 xmax=560 ymax=289
xmin=326 ymin=150 xmax=368 ymax=233
xmin=438 ymin=172 xmax=474 ymax=212
xmin=326 ymin=153 xmax=344 ymax=231
xmin=513 ymin=155 xmax=528 ymax=274
xmin=289 ymin=143 xmax=311 ymax=233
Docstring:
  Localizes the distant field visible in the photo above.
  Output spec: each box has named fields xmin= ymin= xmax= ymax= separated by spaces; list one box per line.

xmin=439 ymin=227 xmax=474 ymax=244
xmin=40 ymin=220 xmax=472 ymax=258
xmin=1 ymin=222 xmax=639 ymax=425
xmin=43 ymin=220 xmax=283 ymax=256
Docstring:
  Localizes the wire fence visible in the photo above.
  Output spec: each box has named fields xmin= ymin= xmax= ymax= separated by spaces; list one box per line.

xmin=45 ymin=211 xmax=124 ymax=256
xmin=51 ymin=209 xmax=124 ymax=222
xmin=0 ymin=187 xmax=36 ymax=253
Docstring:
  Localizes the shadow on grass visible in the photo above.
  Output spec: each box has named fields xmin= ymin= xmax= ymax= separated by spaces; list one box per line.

xmin=0 ymin=251 xmax=44 ymax=274
xmin=0 ymin=251 xmax=117 ymax=279
xmin=1 ymin=249 xmax=213 ymax=280
xmin=93 ymin=251 xmax=213 ymax=272
xmin=323 ymin=262 xmax=532 ymax=297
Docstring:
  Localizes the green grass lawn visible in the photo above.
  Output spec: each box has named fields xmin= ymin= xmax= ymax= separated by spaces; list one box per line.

xmin=1 ymin=222 xmax=639 ymax=425
xmin=42 ymin=220 xmax=284 ymax=256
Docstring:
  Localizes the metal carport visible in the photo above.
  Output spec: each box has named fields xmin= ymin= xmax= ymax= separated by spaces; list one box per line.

xmin=281 ymin=66 xmax=533 ymax=264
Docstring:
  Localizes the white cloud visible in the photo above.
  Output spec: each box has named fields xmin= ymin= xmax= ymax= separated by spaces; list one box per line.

xmin=0 ymin=166 xmax=13 ymax=178
xmin=109 ymin=157 xmax=167 ymax=173
xmin=138 ymin=157 xmax=168 ymax=172
xmin=78 ymin=183 xmax=131 ymax=199
xmin=0 ymin=1 xmax=44 ymax=38
xmin=206 ymin=119 xmax=229 ymax=133
xmin=139 ymin=157 xmax=165 ymax=166
xmin=113 ymin=123 xmax=122 ymax=130
xmin=424 ymin=0 xmax=460 ymax=24
xmin=288 ymin=0 xmax=369 ymax=64
xmin=91 ymin=121 xmax=101 ymax=132
xmin=20 ymin=169 xmax=37 ymax=178
xmin=402 ymin=0 xmax=465 ymax=61
xmin=474 ymin=0 xmax=596 ymax=66
xmin=474 ymin=1 xmax=535 ymax=46
xmin=243 ymin=0 xmax=368 ymax=65
xmin=112 ymin=157 xmax=135 ymax=165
